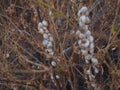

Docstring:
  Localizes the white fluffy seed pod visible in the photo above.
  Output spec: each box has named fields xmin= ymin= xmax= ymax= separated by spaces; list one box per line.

xmin=85 ymin=30 xmax=91 ymax=36
xmin=77 ymin=6 xmax=88 ymax=16
xmin=47 ymin=41 xmax=53 ymax=48
xmin=83 ymin=25 xmax=88 ymax=30
xmin=80 ymin=15 xmax=90 ymax=24
xmin=85 ymin=17 xmax=90 ymax=24
xmin=38 ymin=28 xmax=44 ymax=34
xmin=38 ymin=22 xmax=43 ymax=28
xmin=88 ymin=36 xmax=94 ymax=43
xmin=85 ymin=54 xmax=92 ymax=60
xmin=43 ymin=33 xmax=49 ymax=39
xmin=84 ymin=40 xmax=90 ymax=48
xmin=80 ymin=15 xmax=87 ymax=24
xmin=79 ymin=20 xmax=85 ymax=27
xmin=43 ymin=40 xmax=49 ymax=46
xmin=76 ymin=30 xmax=81 ymax=36
xmin=79 ymin=33 xmax=85 ymax=38
xmin=42 ymin=20 xmax=48 ymax=26
xmin=51 ymin=61 xmax=57 ymax=67
xmin=91 ymin=57 xmax=98 ymax=65
xmin=49 ymin=36 xmax=54 ymax=42
xmin=90 ymin=43 xmax=94 ymax=49
xmin=56 ymin=75 xmax=60 ymax=79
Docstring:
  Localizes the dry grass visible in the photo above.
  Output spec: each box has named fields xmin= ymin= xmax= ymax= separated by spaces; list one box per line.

xmin=0 ymin=0 xmax=120 ymax=90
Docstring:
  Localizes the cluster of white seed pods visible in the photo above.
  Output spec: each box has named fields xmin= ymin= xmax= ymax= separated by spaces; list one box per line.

xmin=77 ymin=6 xmax=99 ymax=81
xmin=38 ymin=20 xmax=57 ymax=68
xmin=38 ymin=20 xmax=54 ymax=57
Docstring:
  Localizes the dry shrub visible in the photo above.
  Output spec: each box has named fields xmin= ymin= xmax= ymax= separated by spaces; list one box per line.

xmin=0 ymin=0 xmax=120 ymax=90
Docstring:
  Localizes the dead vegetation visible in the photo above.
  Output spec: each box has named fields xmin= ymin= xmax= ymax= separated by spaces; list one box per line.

xmin=0 ymin=0 xmax=120 ymax=90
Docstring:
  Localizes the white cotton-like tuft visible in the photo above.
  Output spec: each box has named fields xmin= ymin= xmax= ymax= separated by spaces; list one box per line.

xmin=47 ymin=41 xmax=53 ymax=48
xmin=79 ymin=21 xmax=85 ymax=28
xmin=77 ymin=6 xmax=99 ymax=79
xmin=43 ymin=40 xmax=49 ymax=46
xmin=85 ymin=30 xmax=91 ymax=36
xmin=80 ymin=15 xmax=87 ymax=24
xmin=76 ymin=30 xmax=81 ymax=36
xmin=81 ymin=49 xmax=88 ymax=55
xmin=80 ymin=6 xmax=88 ymax=13
xmin=77 ymin=6 xmax=88 ymax=16
xmin=90 ymin=43 xmax=94 ymax=49
xmin=112 ymin=47 xmax=117 ymax=51
xmin=56 ymin=75 xmax=60 ymax=79
xmin=42 ymin=20 xmax=48 ymax=26
xmin=89 ymin=48 xmax=94 ymax=54
xmin=38 ymin=22 xmax=43 ymax=28
xmin=85 ymin=54 xmax=92 ymax=60
xmin=88 ymin=36 xmax=94 ymax=43
xmin=85 ymin=17 xmax=90 ymax=24
xmin=83 ymin=25 xmax=88 ymax=30
xmin=43 ymin=33 xmax=49 ymax=39
xmin=38 ymin=28 xmax=44 ymax=34
xmin=80 ymin=16 xmax=90 ymax=25
xmin=49 ymin=36 xmax=54 ymax=42
xmin=38 ymin=22 xmax=43 ymax=27
xmin=79 ymin=33 xmax=85 ymax=38
xmin=51 ymin=61 xmax=57 ymax=67
xmin=84 ymin=40 xmax=90 ymax=48
xmin=89 ymin=43 xmax=94 ymax=54
xmin=91 ymin=57 xmax=98 ymax=64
